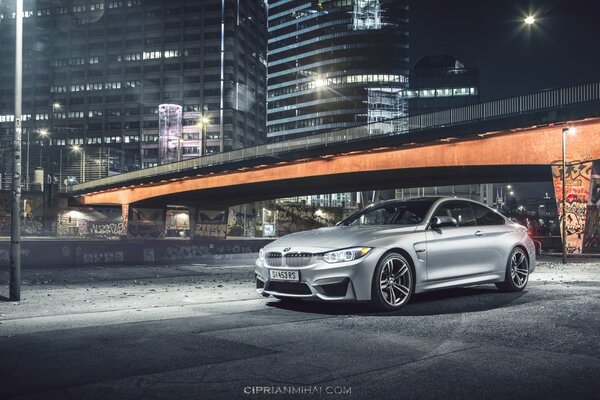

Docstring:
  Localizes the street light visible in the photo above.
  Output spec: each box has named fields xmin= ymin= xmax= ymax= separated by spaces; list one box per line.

xmin=524 ymin=15 xmax=536 ymax=25
xmin=561 ymin=127 xmax=576 ymax=264
xmin=38 ymin=129 xmax=49 ymax=167
xmin=71 ymin=144 xmax=85 ymax=183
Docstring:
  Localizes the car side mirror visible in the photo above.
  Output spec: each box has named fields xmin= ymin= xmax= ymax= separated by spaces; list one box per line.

xmin=430 ymin=216 xmax=458 ymax=229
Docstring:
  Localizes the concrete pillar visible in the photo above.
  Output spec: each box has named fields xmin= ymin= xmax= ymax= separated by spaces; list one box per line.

xmin=188 ymin=206 xmax=197 ymax=239
xmin=121 ymin=204 xmax=129 ymax=237
xmin=551 ymin=162 xmax=593 ymax=254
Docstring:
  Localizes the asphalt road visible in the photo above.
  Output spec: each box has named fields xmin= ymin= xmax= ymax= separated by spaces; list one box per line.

xmin=0 ymin=259 xmax=599 ymax=400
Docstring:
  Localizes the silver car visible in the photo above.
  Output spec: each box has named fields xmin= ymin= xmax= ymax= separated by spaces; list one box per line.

xmin=255 ymin=197 xmax=536 ymax=310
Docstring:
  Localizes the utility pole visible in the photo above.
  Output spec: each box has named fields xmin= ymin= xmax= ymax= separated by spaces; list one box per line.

xmin=561 ymin=128 xmax=568 ymax=264
xmin=10 ymin=0 xmax=23 ymax=301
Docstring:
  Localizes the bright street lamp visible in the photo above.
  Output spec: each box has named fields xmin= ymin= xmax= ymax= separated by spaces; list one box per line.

xmin=561 ymin=127 xmax=576 ymax=264
xmin=524 ymin=15 xmax=536 ymax=25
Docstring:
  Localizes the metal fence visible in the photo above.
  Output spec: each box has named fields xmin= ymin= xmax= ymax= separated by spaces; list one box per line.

xmin=72 ymin=81 xmax=600 ymax=193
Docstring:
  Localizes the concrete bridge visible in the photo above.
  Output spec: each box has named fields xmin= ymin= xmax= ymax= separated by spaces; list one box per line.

xmin=70 ymin=81 xmax=600 ymax=209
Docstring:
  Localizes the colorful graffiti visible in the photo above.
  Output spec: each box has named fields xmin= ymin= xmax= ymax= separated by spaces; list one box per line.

xmin=552 ymin=162 xmax=592 ymax=254
xmin=583 ymin=165 xmax=600 ymax=253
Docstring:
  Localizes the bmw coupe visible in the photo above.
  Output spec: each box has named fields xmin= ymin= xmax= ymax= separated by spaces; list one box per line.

xmin=255 ymin=197 xmax=535 ymax=310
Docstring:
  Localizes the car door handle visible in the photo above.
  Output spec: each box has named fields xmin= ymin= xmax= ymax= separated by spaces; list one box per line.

xmin=475 ymin=230 xmax=485 ymax=236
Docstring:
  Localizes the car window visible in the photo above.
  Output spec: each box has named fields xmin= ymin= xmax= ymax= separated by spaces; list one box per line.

xmin=349 ymin=207 xmax=396 ymax=226
xmin=433 ymin=201 xmax=476 ymax=227
xmin=471 ymin=203 xmax=506 ymax=226
xmin=342 ymin=201 xmax=433 ymax=226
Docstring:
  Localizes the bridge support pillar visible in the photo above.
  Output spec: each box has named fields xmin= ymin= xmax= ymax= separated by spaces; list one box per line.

xmin=121 ymin=204 xmax=129 ymax=237
xmin=479 ymin=183 xmax=494 ymax=205
xmin=188 ymin=207 xmax=197 ymax=239
xmin=551 ymin=161 xmax=596 ymax=254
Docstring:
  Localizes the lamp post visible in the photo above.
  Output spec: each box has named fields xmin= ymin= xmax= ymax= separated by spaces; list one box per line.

xmin=71 ymin=144 xmax=85 ymax=183
xmin=10 ymin=0 xmax=23 ymax=301
xmin=197 ymin=116 xmax=210 ymax=156
xmin=561 ymin=127 xmax=576 ymax=264
xmin=38 ymin=129 xmax=49 ymax=167
xmin=177 ymin=138 xmax=184 ymax=162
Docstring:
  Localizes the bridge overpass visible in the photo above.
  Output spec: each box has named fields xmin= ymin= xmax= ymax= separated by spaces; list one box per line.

xmin=70 ymin=81 xmax=600 ymax=209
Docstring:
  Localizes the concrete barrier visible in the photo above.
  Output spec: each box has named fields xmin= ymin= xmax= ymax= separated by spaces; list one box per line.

xmin=0 ymin=238 xmax=275 ymax=268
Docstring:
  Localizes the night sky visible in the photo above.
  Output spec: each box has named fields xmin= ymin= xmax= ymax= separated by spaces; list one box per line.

xmin=410 ymin=0 xmax=600 ymax=101
xmin=410 ymin=0 xmax=599 ymax=202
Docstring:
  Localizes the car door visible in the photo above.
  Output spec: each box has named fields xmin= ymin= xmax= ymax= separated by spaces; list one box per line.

xmin=470 ymin=202 xmax=511 ymax=274
xmin=425 ymin=200 xmax=489 ymax=281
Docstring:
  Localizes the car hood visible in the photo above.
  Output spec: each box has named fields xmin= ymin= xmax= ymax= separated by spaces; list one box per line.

xmin=265 ymin=225 xmax=418 ymax=252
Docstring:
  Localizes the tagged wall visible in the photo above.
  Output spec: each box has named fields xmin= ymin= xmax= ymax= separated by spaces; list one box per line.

xmin=57 ymin=207 xmax=123 ymax=238
xmin=0 ymin=238 xmax=273 ymax=268
xmin=552 ymin=161 xmax=594 ymax=254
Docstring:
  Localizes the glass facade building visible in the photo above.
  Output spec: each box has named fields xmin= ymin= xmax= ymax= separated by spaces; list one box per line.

xmin=267 ymin=0 xmax=409 ymax=140
xmin=0 ymin=0 xmax=267 ymax=185
xmin=407 ymin=54 xmax=479 ymax=114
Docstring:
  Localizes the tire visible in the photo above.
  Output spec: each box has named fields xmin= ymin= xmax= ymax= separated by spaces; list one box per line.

xmin=495 ymin=247 xmax=529 ymax=292
xmin=371 ymin=252 xmax=414 ymax=311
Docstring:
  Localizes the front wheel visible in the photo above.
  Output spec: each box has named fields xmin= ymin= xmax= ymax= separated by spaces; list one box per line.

xmin=371 ymin=252 xmax=414 ymax=311
xmin=496 ymin=247 xmax=529 ymax=292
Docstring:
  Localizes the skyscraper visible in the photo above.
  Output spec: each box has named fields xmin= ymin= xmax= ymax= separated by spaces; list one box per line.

xmin=407 ymin=54 xmax=479 ymax=114
xmin=0 ymin=0 xmax=267 ymax=185
xmin=267 ymin=0 xmax=409 ymax=140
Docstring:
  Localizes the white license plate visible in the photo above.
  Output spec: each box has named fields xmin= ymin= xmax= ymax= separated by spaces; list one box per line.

xmin=269 ymin=269 xmax=299 ymax=282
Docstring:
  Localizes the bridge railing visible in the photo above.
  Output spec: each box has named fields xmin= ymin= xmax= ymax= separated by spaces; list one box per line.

xmin=72 ymin=81 xmax=600 ymax=193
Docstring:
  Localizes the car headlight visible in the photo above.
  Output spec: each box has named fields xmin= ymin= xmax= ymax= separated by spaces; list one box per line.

xmin=323 ymin=247 xmax=371 ymax=263
xmin=258 ymin=248 xmax=265 ymax=260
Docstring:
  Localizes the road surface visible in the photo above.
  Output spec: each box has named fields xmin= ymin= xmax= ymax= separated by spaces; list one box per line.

xmin=1 ymin=259 xmax=599 ymax=400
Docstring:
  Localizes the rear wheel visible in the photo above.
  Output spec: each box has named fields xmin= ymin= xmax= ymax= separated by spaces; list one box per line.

xmin=496 ymin=247 xmax=529 ymax=292
xmin=371 ymin=252 xmax=414 ymax=311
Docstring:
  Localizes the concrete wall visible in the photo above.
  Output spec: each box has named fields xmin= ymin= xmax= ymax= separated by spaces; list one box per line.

xmin=0 ymin=238 xmax=274 ymax=268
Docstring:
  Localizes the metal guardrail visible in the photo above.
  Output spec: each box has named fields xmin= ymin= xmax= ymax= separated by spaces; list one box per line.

xmin=72 ymin=81 xmax=600 ymax=193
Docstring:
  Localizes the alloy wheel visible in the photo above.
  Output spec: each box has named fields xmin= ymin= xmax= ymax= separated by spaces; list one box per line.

xmin=510 ymin=249 xmax=529 ymax=288
xmin=379 ymin=256 xmax=412 ymax=306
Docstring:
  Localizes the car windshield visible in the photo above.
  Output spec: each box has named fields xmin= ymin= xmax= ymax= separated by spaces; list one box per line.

xmin=340 ymin=201 xmax=434 ymax=226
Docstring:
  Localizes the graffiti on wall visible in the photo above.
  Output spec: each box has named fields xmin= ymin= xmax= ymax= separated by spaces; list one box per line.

xmin=196 ymin=210 xmax=227 ymax=239
xmin=195 ymin=223 xmax=227 ymax=239
xmin=583 ymin=162 xmax=600 ymax=253
xmin=128 ymin=222 xmax=165 ymax=239
xmin=82 ymin=251 xmax=124 ymax=264
xmin=164 ymin=243 xmax=254 ymax=261
xmin=87 ymin=221 xmax=126 ymax=237
xmin=57 ymin=208 xmax=123 ymax=238
xmin=552 ymin=162 xmax=593 ymax=254
xmin=128 ymin=208 xmax=165 ymax=239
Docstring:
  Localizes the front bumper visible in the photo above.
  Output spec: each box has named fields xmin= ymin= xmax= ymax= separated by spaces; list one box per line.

xmin=254 ymin=250 xmax=381 ymax=301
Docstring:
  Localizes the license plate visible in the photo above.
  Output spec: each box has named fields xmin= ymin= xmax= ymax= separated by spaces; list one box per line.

xmin=269 ymin=269 xmax=299 ymax=282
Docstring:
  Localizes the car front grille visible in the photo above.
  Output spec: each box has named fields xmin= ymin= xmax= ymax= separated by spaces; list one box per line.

xmin=265 ymin=251 xmax=313 ymax=267
xmin=284 ymin=252 xmax=313 ymax=267
xmin=265 ymin=252 xmax=282 ymax=267
xmin=266 ymin=281 xmax=312 ymax=295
